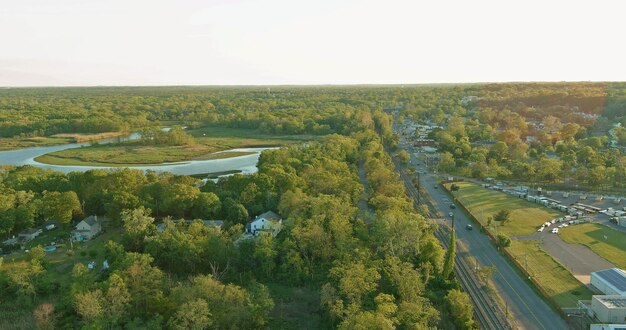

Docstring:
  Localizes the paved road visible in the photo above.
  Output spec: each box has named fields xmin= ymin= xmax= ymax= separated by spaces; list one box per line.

xmin=418 ymin=172 xmax=569 ymax=330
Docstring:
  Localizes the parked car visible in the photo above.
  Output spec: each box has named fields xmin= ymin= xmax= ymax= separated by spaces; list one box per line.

xmin=466 ymin=224 xmax=473 ymax=230
xmin=449 ymin=204 xmax=456 ymax=209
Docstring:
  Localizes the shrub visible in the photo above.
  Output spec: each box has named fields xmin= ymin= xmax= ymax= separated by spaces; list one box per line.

xmin=496 ymin=234 xmax=511 ymax=247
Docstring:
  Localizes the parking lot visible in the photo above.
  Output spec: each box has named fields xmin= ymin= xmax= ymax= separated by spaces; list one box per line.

xmin=521 ymin=187 xmax=626 ymax=234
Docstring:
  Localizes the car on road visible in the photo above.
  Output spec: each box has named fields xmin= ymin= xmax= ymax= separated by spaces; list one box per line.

xmin=466 ymin=224 xmax=473 ymax=230
xmin=434 ymin=185 xmax=438 ymax=189
xmin=449 ymin=212 xmax=454 ymax=217
xmin=449 ymin=204 xmax=456 ymax=209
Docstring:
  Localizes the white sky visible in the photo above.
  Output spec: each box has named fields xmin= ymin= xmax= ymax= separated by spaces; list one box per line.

xmin=1 ymin=0 xmax=625 ymax=86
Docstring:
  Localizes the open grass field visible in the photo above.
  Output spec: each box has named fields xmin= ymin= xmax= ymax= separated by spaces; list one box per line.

xmin=560 ymin=223 xmax=626 ymax=269
xmin=507 ymin=240 xmax=594 ymax=307
xmin=445 ymin=181 xmax=563 ymax=236
xmin=34 ymin=126 xmax=307 ymax=166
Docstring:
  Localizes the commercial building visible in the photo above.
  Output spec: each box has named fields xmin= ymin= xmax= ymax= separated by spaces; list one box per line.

xmin=591 ymin=296 xmax=626 ymax=324
xmin=591 ymin=268 xmax=626 ymax=296
xmin=591 ymin=324 xmax=626 ymax=330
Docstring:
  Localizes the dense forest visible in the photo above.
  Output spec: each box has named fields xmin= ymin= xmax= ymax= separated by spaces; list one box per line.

xmin=1 ymin=83 xmax=625 ymax=328
xmin=0 ymin=89 xmax=472 ymax=330
xmin=1 ymin=83 xmax=619 ymax=139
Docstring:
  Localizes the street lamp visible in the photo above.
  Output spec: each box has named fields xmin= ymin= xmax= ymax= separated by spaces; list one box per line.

xmin=567 ymin=304 xmax=585 ymax=330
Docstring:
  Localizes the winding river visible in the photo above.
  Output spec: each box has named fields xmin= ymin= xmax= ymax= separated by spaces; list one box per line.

xmin=0 ymin=134 xmax=272 ymax=176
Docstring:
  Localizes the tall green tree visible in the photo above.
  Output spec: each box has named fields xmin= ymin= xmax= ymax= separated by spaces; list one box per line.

xmin=445 ymin=289 xmax=475 ymax=329
xmin=121 ymin=207 xmax=156 ymax=251
xmin=41 ymin=191 xmax=82 ymax=224
xmin=442 ymin=229 xmax=456 ymax=280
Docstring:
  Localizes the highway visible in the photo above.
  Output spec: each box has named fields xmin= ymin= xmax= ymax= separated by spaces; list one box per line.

xmin=398 ymin=150 xmax=570 ymax=330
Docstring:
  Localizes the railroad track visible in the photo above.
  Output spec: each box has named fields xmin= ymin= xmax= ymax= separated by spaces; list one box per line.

xmin=392 ymin=156 xmax=510 ymax=329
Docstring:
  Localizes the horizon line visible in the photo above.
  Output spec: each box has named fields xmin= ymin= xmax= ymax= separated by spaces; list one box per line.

xmin=1 ymin=80 xmax=623 ymax=89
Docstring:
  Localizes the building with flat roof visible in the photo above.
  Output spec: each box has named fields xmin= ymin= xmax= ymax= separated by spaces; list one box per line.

xmin=591 ymin=324 xmax=626 ymax=330
xmin=591 ymin=295 xmax=626 ymax=324
xmin=591 ymin=268 xmax=626 ymax=296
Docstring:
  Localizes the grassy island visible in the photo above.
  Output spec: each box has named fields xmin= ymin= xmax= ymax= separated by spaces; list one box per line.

xmin=33 ymin=126 xmax=304 ymax=166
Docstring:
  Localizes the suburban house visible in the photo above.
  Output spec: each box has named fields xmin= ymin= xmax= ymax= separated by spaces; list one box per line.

xmin=245 ymin=211 xmax=282 ymax=237
xmin=18 ymin=228 xmax=43 ymax=242
xmin=72 ymin=215 xmax=102 ymax=242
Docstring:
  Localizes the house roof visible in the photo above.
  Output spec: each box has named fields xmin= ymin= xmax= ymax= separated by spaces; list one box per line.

xmin=82 ymin=215 xmax=100 ymax=226
xmin=593 ymin=268 xmax=626 ymax=295
xmin=256 ymin=211 xmax=281 ymax=222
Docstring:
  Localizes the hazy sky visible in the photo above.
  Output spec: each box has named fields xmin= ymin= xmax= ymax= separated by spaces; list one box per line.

xmin=1 ymin=0 xmax=625 ymax=86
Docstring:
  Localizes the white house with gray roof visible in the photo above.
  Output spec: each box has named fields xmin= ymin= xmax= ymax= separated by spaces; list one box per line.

xmin=72 ymin=215 xmax=102 ymax=241
xmin=245 ymin=211 xmax=282 ymax=237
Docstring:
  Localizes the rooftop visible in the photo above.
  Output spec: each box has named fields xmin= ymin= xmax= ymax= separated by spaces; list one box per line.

xmin=82 ymin=215 xmax=100 ymax=226
xmin=593 ymin=268 xmax=626 ymax=295
xmin=594 ymin=295 xmax=626 ymax=309
xmin=256 ymin=211 xmax=281 ymax=222
xmin=20 ymin=228 xmax=40 ymax=235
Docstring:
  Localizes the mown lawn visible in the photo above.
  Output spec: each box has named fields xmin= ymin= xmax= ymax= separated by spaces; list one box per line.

xmin=445 ymin=182 xmax=563 ymax=236
xmin=560 ymin=223 xmax=626 ymax=269
xmin=507 ymin=240 xmax=593 ymax=307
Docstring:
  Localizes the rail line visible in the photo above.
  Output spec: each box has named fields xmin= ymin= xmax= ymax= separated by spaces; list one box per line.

xmin=392 ymin=156 xmax=511 ymax=329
